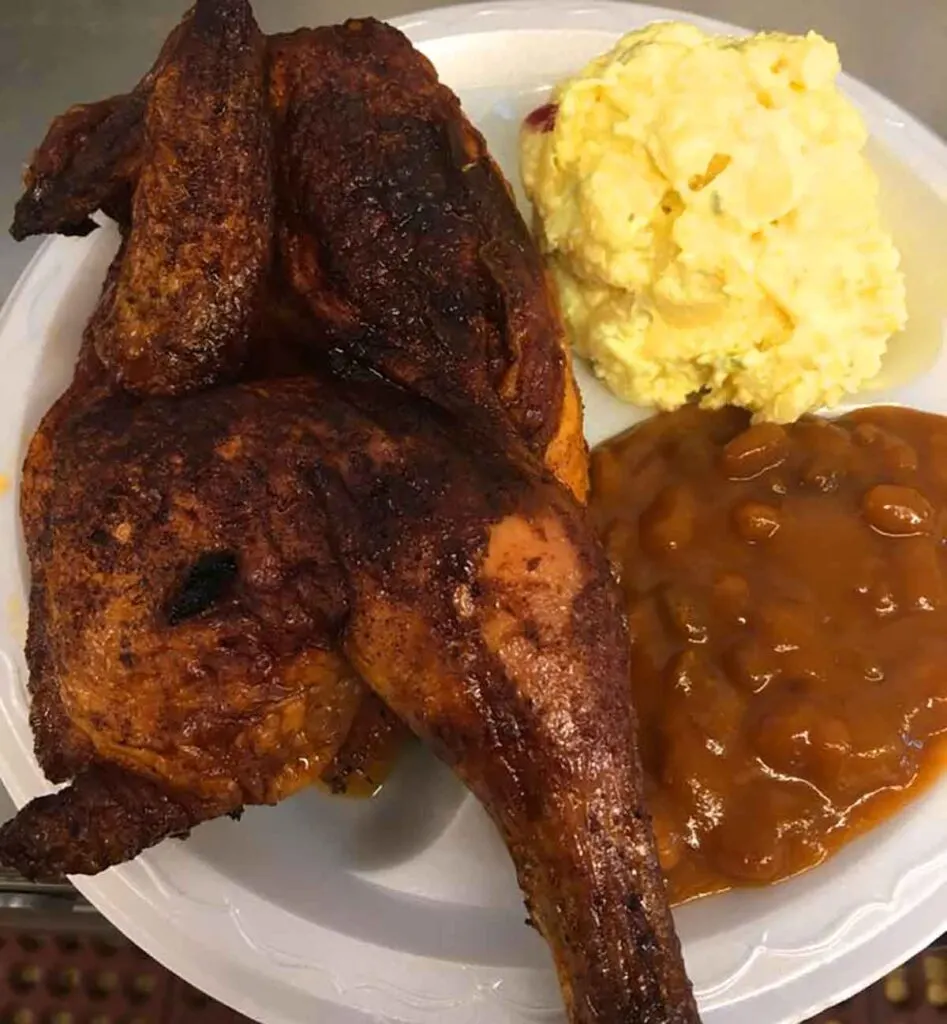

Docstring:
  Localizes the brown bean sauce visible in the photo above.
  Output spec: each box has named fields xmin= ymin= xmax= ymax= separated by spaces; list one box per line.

xmin=589 ymin=405 xmax=947 ymax=904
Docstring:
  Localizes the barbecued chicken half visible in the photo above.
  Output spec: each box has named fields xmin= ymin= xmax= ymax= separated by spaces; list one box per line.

xmin=1 ymin=3 xmax=699 ymax=1022
xmin=10 ymin=3 xmax=591 ymax=796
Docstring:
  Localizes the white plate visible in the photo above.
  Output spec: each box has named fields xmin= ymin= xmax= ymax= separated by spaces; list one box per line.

xmin=1 ymin=3 xmax=946 ymax=1023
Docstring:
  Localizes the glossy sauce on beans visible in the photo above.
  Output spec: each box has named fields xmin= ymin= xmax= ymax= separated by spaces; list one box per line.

xmin=590 ymin=405 xmax=947 ymax=904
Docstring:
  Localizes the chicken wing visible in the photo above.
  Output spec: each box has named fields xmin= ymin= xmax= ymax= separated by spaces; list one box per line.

xmin=269 ymin=20 xmax=587 ymax=499
xmin=89 ymin=0 xmax=272 ymax=395
xmin=0 ymin=374 xmax=697 ymax=1023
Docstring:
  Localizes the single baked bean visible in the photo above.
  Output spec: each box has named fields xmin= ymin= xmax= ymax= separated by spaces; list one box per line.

xmin=712 ymin=573 xmax=751 ymax=625
xmin=792 ymin=420 xmax=854 ymax=489
xmin=757 ymin=600 xmax=817 ymax=653
xmin=665 ymin=649 xmax=746 ymax=748
xmin=706 ymin=799 xmax=794 ymax=884
xmin=799 ymin=456 xmax=841 ymax=493
xmin=779 ymin=645 xmax=832 ymax=684
xmin=720 ymin=422 xmax=789 ymax=480
xmin=733 ymin=500 xmax=781 ymax=542
xmin=830 ymin=735 xmax=919 ymax=800
xmin=868 ymin=577 xmax=899 ymax=618
xmin=851 ymin=422 xmax=883 ymax=448
xmin=863 ymin=484 xmax=933 ymax=536
xmin=751 ymin=693 xmax=852 ymax=784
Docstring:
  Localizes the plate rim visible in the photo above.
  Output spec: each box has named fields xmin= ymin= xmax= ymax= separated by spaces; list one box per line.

xmin=0 ymin=4 xmax=945 ymax=1024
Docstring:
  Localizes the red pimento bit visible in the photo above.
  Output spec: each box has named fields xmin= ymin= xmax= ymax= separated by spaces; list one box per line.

xmin=524 ymin=102 xmax=558 ymax=133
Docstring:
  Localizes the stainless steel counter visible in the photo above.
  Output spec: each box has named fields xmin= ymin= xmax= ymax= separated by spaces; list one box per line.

xmin=0 ymin=0 xmax=945 ymax=304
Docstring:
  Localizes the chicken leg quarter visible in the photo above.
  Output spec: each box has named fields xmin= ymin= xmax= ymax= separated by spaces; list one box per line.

xmin=0 ymin=375 xmax=697 ymax=1023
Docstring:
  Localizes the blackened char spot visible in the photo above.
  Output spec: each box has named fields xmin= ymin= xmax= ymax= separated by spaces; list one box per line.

xmin=164 ymin=551 xmax=239 ymax=625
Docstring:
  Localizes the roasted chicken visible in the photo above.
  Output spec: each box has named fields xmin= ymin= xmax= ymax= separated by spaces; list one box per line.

xmin=0 ymin=4 xmax=698 ymax=1022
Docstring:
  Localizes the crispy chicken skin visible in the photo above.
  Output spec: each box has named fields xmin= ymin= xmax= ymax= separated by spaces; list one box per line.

xmin=90 ymin=0 xmax=272 ymax=395
xmin=0 ymin=767 xmax=221 ymax=879
xmin=1 ymin=375 xmax=696 ymax=1023
xmin=16 ymin=379 xmax=367 ymax=851
xmin=21 ymin=261 xmax=379 ymax=806
xmin=269 ymin=20 xmax=587 ymax=499
xmin=10 ymin=94 xmax=137 ymax=239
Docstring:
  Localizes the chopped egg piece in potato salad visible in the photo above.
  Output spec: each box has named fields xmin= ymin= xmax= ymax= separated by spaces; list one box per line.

xmin=521 ymin=22 xmax=907 ymax=422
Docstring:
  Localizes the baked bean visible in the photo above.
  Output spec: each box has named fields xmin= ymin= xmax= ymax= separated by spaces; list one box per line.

xmin=706 ymin=829 xmax=786 ymax=884
xmin=750 ymin=691 xmax=852 ymax=785
xmin=799 ymin=456 xmax=841 ymax=493
xmin=732 ymin=500 xmax=781 ymax=542
xmin=757 ymin=601 xmax=818 ymax=653
xmin=867 ymin=577 xmax=899 ymax=619
xmin=720 ymin=422 xmax=789 ymax=480
xmin=664 ymin=651 xmax=747 ymax=760
xmin=896 ymin=539 xmax=947 ymax=611
xmin=863 ymin=484 xmax=933 ymax=536
xmin=852 ymin=421 xmax=919 ymax=473
xmin=724 ymin=640 xmax=779 ymax=695
xmin=711 ymin=573 xmax=751 ymax=625
xmin=705 ymin=796 xmax=801 ymax=884
xmin=778 ymin=645 xmax=832 ymax=685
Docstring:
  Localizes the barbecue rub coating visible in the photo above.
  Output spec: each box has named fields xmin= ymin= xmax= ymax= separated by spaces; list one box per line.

xmin=10 ymin=380 xmax=368 ymax=877
xmin=270 ymin=19 xmax=587 ymax=499
xmin=90 ymin=0 xmax=272 ymax=395
xmin=0 ymin=375 xmax=697 ymax=1024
